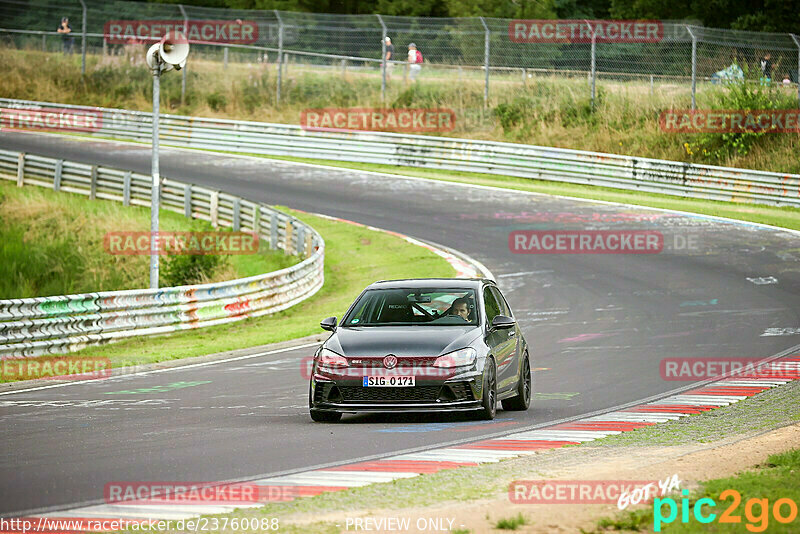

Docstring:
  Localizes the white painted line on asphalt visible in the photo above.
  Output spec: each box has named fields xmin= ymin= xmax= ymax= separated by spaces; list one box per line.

xmin=0 ymin=343 xmax=320 ymax=397
xmin=254 ymin=471 xmax=419 ymax=487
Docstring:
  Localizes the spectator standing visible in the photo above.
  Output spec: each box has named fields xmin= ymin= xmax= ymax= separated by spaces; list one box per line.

xmin=407 ymin=42 xmax=422 ymax=82
xmin=57 ymin=17 xmax=74 ymax=55
xmin=759 ymin=53 xmax=772 ymax=85
xmin=383 ymin=37 xmax=394 ymax=80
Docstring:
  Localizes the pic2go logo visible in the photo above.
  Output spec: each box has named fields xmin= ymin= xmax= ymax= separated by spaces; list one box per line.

xmin=654 ymin=489 xmax=799 ymax=532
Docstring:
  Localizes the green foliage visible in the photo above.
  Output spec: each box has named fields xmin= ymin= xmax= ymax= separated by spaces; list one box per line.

xmin=494 ymin=513 xmax=528 ymax=530
xmin=161 ymin=252 xmax=225 ymax=287
xmin=206 ymin=91 xmax=229 ymax=111
xmin=688 ymin=81 xmax=795 ymax=162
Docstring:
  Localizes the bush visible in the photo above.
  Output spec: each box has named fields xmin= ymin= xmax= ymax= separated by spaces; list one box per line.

xmin=206 ymin=91 xmax=228 ymax=111
xmin=688 ymin=80 xmax=795 ymax=162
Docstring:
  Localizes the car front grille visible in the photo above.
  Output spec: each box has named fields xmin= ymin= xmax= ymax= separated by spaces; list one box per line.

xmin=337 ymin=385 xmax=442 ymax=402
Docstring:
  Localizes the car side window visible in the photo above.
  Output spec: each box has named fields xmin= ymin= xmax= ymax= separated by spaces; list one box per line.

xmin=483 ymin=287 xmax=501 ymax=325
xmin=490 ymin=287 xmax=511 ymax=317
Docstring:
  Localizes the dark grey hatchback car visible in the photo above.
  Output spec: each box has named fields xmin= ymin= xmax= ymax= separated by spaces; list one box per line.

xmin=309 ymin=278 xmax=532 ymax=422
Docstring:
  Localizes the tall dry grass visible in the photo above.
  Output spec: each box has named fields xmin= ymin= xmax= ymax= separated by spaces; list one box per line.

xmin=1 ymin=47 xmax=798 ymax=173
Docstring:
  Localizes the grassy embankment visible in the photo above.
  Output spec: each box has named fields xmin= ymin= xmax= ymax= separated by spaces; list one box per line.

xmin=2 ymin=47 xmax=799 ymax=174
xmin=0 ymin=180 xmax=454 ymax=380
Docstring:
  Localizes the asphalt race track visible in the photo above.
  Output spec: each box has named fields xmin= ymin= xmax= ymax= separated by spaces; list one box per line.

xmin=1 ymin=132 xmax=799 ymax=516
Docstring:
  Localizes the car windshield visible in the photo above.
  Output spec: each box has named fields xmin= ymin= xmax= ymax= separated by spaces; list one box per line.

xmin=342 ymin=288 xmax=479 ymax=326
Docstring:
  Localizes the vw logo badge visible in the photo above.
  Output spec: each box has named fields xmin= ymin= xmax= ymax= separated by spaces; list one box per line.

xmin=383 ymin=355 xmax=398 ymax=369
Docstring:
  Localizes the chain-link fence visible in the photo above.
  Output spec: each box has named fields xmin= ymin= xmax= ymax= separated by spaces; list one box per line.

xmin=1 ymin=0 xmax=799 ymax=110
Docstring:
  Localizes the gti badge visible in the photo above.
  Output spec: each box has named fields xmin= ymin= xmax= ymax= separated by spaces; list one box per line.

xmin=383 ymin=354 xmax=398 ymax=369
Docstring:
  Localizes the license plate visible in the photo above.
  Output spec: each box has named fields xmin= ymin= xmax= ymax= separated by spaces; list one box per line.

xmin=363 ymin=376 xmax=415 ymax=387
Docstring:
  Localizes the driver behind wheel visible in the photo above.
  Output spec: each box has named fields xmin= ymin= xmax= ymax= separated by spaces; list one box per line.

xmin=447 ymin=297 xmax=471 ymax=321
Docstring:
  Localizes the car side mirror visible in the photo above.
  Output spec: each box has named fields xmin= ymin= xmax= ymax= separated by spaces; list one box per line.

xmin=491 ymin=315 xmax=515 ymax=330
xmin=320 ymin=316 xmax=337 ymax=331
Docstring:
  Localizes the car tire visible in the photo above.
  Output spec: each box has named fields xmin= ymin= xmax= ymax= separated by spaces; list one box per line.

xmin=309 ymin=381 xmax=342 ymax=422
xmin=476 ymin=358 xmax=497 ymax=420
xmin=501 ymin=352 xmax=531 ymax=411
xmin=310 ymin=409 xmax=342 ymax=423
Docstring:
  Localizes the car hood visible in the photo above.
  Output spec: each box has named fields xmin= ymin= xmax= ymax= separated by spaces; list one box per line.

xmin=326 ymin=326 xmax=482 ymax=357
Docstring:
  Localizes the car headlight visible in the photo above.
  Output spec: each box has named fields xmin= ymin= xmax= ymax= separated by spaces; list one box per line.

xmin=433 ymin=347 xmax=477 ymax=368
xmin=317 ymin=348 xmax=348 ymax=368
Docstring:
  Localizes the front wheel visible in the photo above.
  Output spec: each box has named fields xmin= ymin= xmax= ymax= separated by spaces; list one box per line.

xmin=475 ymin=358 xmax=497 ymax=420
xmin=502 ymin=352 xmax=531 ymax=411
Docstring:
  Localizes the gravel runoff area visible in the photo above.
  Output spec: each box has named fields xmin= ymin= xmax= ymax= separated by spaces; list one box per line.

xmin=263 ymin=379 xmax=800 ymax=533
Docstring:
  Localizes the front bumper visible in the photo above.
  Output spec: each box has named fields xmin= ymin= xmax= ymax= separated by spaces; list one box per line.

xmin=311 ymin=369 xmax=482 ymax=413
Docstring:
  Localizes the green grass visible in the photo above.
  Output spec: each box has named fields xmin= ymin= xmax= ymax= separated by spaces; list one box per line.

xmin=494 ymin=513 xmax=529 ymax=530
xmin=0 ymin=180 xmax=295 ymax=298
xmin=27 ymin=207 xmax=454 ymax=375
xmin=592 ymin=447 xmax=800 ymax=533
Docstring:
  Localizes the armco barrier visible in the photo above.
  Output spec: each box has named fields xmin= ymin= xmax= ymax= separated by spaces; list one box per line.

xmin=2 ymin=99 xmax=799 ymax=207
xmin=0 ymin=149 xmax=324 ymax=359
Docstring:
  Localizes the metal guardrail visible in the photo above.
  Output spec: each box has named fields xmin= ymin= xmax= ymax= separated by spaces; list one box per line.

xmin=0 ymin=148 xmax=325 ymax=359
xmin=2 ymin=98 xmax=798 ymax=207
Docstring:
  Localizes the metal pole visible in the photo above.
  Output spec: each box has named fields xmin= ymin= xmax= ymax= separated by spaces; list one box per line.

xmin=42 ymin=34 xmax=46 ymax=52
xmin=178 ymin=4 xmax=188 ymax=104
xmin=792 ymin=34 xmax=800 ymax=108
xmin=224 ymin=46 xmax=229 ymax=69
xmin=150 ymin=68 xmax=161 ymax=289
xmin=479 ymin=17 xmax=489 ymax=108
xmin=587 ymin=20 xmax=596 ymax=110
xmin=377 ymin=14 xmax=387 ymax=102
xmin=274 ymin=10 xmax=283 ymax=105
xmin=79 ymin=0 xmax=86 ymax=74
xmin=688 ymin=26 xmax=697 ymax=110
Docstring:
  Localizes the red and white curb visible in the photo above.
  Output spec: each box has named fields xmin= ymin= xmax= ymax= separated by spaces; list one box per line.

xmin=24 ymin=357 xmax=799 ymax=528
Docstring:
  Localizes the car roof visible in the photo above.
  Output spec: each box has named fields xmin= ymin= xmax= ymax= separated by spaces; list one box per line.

xmin=367 ymin=278 xmax=496 ymax=290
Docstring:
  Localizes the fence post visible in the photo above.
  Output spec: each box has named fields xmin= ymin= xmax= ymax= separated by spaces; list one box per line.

xmin=377 ymin=14 xmax=387 ymax=102
xmin=479 ymin=17 xmax=490 ymax=108
xmin=89 ymin=165 xmax=97 ymax=200
xmin=122 ymin=171 xmax=131 ymax=206
xmin=232 ymin=198 xmax=241 ymax=231
xmin=224 ymin=46 xmax=229 ymax=69
xmin=210 ymin=191 xmax=219 ymax=227
xmin=587 ymin=20 xmax=596 ymax=111
xmin=54 ymin=160 xmax=63 ymax=192
xmin=253 ymin=204 xmax=261 ymax=235
xmin=284 ymin=219 xmax=293 ymax=254
xmin=687 ymin=26 xmax=697 ymax=110
xmin=42 ymin=34 xmax=46 ymax=52
xmin=179 ymin=4 xmax=188 ymax=104
xmin=16 ymin=153 xmax=25 ymax=187
xmin=79 ymin=0 xmax=86 ymax=75
xmin=274 ymin=10 xmax=284 ymax=105
xmin=296 ymin=224 xmax=305 ymax=255
xmin=270 ymin=212 xmax=278 ymax=250
xmin=184 ymin=184 xmax=192 ymax=218
xmin=792 ymin=34 xmax=800 ymax=108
